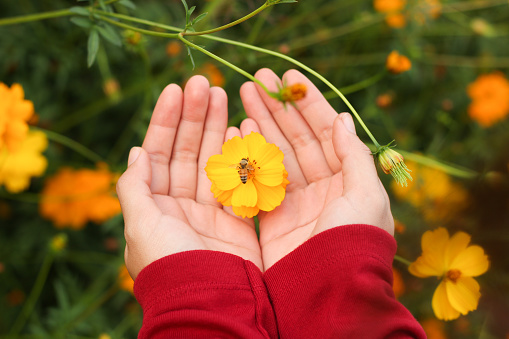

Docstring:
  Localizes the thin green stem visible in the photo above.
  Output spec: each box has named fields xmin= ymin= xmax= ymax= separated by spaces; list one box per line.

xmin=183 ymin=3 xmax=269 ymax=36
xmin=323 ymin=71 xmax=387 ymax=100
xmin=98 ymin=15 xmax=179 ymax=38
xmin=178 ymin=34 xmax=271 ymax=93
xmin=94 ymin=10 xmax=181 ymax=32
xmin=9 ymin=253 xmax=54 ymax=336
xmin=394 ymin=255 xmax=412 ymax=267
xmin=398 ymin=150 xmax=478 ymax=179
xmin=32 ymin=127 xmax=104 ymax=164
xmin=200 ymin=35 xmax=381 ymax=147
xmin=0 ymin=9 xmax=72 ymax=26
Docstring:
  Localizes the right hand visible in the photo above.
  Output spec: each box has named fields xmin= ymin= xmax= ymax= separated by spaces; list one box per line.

xmin=240 ymin=69 xmax=395 ymax=271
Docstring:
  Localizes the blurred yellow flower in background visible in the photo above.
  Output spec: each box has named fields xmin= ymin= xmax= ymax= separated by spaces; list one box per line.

xmin=386 ymin=51 xmax=412 ymax=74
xmin=467 ymin=72 xmax=509 ymax=127
xmin=0 ymin=82 xmax=35 ymax=152
xmin=409 ymin=227 xmax=489 ymax=320
xmin=0 ymin=130 xmax=48 ymax=193
xmin=39 ymin=165 xmax=121 ymax=229
xmin=391 ymin=161 xmax=469 ymax=222
xmin=205 ymin=132 xmax=289 ymax=218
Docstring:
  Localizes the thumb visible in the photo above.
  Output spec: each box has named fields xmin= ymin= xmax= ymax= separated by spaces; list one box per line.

xmin=332 ymin=113 xmax=380 ymax=196
xmin=116 ymin=147 xmax=160 ymax=233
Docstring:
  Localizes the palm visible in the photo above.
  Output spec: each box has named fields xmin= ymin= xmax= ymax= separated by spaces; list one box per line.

xmin=151 ymin=195 xmax=262 ymax=268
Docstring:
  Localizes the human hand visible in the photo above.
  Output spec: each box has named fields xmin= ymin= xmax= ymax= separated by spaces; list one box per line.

xmin=116 ymin=76 xmax=262 ymax=279
xmin=240 ymin=69 xmax=394 ymax=270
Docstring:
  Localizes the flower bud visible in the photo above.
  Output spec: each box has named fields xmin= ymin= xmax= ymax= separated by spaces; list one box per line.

xmin=376 ymin=143 xmax=412 ymax=186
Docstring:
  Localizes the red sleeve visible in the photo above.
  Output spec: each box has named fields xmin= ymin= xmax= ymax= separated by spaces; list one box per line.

xmin=133 ymin=250 xmax=278 ymax=338
xmin=263 ymin=224 xmax=426 ymax=339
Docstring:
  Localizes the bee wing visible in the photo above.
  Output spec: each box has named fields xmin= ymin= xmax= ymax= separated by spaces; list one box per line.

xmin=228 ymin=164 xmax=239 ymax=169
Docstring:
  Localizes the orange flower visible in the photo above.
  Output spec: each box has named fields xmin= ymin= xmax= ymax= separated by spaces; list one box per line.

xmin=414 ymin=0 xmax=442 ymax=24
xmin=392 ymin=267 xmax=405 ymax=298
xmin=467 ymin=72 xmax=509 ymax=127
xmin=118 ymin=265 xmax=134 ymax=293
xmin=420 ymin=318 xmax=447 ymax=339
xmin=200 ymin=63 xmax=225 ymax=87
xmin=0 ymin=82 xmax=35 ymax=152
xmin=374 ymin=0 xmax=406 ymax=13
xmin=166 ymin=41 xmax=182 ymax=57
xmin=40 ymin=165 xmax=121 ymax=229
xmin=386 ymin=13 xmax=407 ymax=28
xmin=280 ymin=83 xmax=307 ymax=102
xmin=386 ymin=51 xmax=412 ymax=74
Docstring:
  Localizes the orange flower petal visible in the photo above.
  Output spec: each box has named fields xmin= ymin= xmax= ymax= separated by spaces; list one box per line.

xmin=221 ymin=136 xmax=248 ymax=164
xmin=445 ymin=276 xmax=480 ymax=315
xmin=409 ymin=256 xmax=444 ymax=277
xmin=450 ymin=245 xmax=489 ymax=277
xmin=205 ymin=154 xmax=241 ymax=191
xmin=232 ymin=205 xmax=259 ymax=218
xmin=232 ymin=180 xmax=257 ymax=207
xmin=253 ymin=180 xmax=285 ymax=211
xmin=445 ymin=231 xmax=471 ymax=267
xmin=211 ymin=183 xmax=233 ymax=206
xmin=432 ymin=280 xmax=461 ymax=321
xmin=244 ymin=132 xmax=266 ymax=158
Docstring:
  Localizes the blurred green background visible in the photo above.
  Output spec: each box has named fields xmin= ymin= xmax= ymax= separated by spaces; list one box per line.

xmin=1 ymin=0 xmax=509 ymax=337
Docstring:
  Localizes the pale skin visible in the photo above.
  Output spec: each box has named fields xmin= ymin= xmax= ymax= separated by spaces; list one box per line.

xmin=116 ymin=69 xmax=394 ymax=279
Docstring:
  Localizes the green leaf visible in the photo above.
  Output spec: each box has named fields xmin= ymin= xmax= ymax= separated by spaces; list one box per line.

xmin=181 ymin=0 xmax=189 ymax=13
xmin=186 ymin=45 xmax=195 ymax=70
xmin=274 ymin=0 xmax=298 ymax=3
xmin=97 ymin=25 xmax=121 ymax=47
xmin=192 ymin=12 xmax=208 ymax=25
xmin=118 ymin=0 xmax=136 ymax=10
xmin=69 ymin=6 xmax=90 ymax=16
xmin=189 ymin=6 xmax=196 ymax=16
xmin=70 ymin=17 xmax=92 ymax=29
xmin=98 ymin=0 xmax=107 ymax=11
xmin=87 ymin=29 xmax=100 ymax=68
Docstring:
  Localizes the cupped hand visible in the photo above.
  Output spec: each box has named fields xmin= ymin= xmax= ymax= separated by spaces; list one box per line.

xmin=116 ymin=76 xmax=262 ymax=279
xmin=240 ymin=69 xmax=395 ymax=270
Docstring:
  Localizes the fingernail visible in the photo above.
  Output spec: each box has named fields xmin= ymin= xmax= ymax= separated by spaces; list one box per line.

xmin=342 ymin=113 xmax=356 ymax=134
xmin=128 ymin=147 xmax=141 ymax=167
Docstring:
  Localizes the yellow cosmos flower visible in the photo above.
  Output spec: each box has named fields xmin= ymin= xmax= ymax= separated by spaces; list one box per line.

xmin=205 ymin=132 xmax=288 ymax=218
xmin=0 ymin=130 xmax=48 ymax=193
xmin=0 ymin=83 xmax=35 ymax=152
xmin=409 ymin=227 xmax=489 ymax=321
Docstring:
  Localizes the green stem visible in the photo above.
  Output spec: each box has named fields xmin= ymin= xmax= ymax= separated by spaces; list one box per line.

xmin=94 ymin=10 xmax=181 ymax=32
xmin=9 ymin=253 xmax=54 ymax=336
xmin=394 ymin=255 xmax=412 ymax=267
xmin=177 ymin=34 xmax=271 ymax=93
xmin=98 ymin=15 xmax=179 ymax=38
xmin=32 ymin=127 xmax=104 ymax=164
xmin=0 ymin=0 xmax=121 ymax=27
xmin=0 ymin=9 xmax=72 ymax=26
xmin=323 ymin=71 xmax=387 ymax=100
xmin=200 ymin=35 xmax=381 ymax=147
xmin=183 ymin=2 xmax=269 ymax=36
xmin=397 ymin=150 xmax=478 ymax=179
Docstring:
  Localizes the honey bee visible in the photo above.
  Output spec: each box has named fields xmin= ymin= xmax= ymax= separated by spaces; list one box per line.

xmin=230 ymin=158 xmax=255 ymax=184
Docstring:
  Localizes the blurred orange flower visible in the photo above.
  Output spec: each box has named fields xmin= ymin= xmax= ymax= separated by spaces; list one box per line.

xmin=392 ymin=267 xmax=405 ymax=298
xmin=0 ymin=82 xmax=35 ymax=152
xmin=0 ymin=130 xmax=48 ymax=193
xmin=391 ymin=161 xmax=469 ymax=223
xmin=386 ymin=51 xmax=412 ymax=74
xmin=40 ymin=165 xmax=121 ymax=229
xmin=118 ymin=265 xmax=134 ymax=293
xmin=467 ymin=72 xmax=509 ymax=127
xmin=374 ymin=0 xmax=406 ymax=13
xmin=420 ymin=318 xmax=447 ymax=339
xmin=409 ymin=227 xmax=489 ymax=321
xmin=200 ymin=63 xmax=225 ymax=87
xmin=414 ymin=0 xmax=442 ymax=24
xmin=166 ymin=41 xmax=182 ymax=57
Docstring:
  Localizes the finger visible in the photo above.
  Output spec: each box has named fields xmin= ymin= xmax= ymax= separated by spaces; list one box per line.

xmin=253 ymin=68 xmax=333 ymax=183
xmin=239 ymin=118 xmax=261 ymax=136
xmin=117 ymin=148 xmax=161 ymax=239
xmin=142 ymin=84 xmax=183 ymax=195
xmin=196 ymin=87 xmax=228 ymax=206
xmin=169 ymin=75 xmax=210 ymax=199
xmin=332 ymin=113 xmax=380 ymax=197
xmin=240 ymin=81 xmax=307 ymax=189
xmin=282 ymin=69 xmax=341 ymax=173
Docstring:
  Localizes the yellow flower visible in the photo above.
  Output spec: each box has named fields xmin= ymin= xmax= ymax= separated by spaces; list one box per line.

xmin=49 ymin=233 xmax=68 ymax=253
xmin=391 ymin=161 xmax=469 ymax=222
xmin=0 ymin=82 xmax=35 ymax=152
xmin=386 ymin=51 xmax=412 ymax=74
xmin=40 ymin=165 xmax=121 ymax=229
xmin=409 ymin=228 xmax=489 ymax=321
xmin=0 ymin=130 xmax=48 ymax=193
xmin=205 ymin=132 xmax=288 ymax=218
xmin=467 ymin=72 xmax=509 ymax=127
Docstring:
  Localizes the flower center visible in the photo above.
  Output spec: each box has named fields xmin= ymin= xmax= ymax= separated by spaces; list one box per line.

xmin=446 ymin=269 xmax=462 ymax=283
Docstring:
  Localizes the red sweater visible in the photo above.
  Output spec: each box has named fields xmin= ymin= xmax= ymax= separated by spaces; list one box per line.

xmin=133 ymin=224 xmax=426 ymax=338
